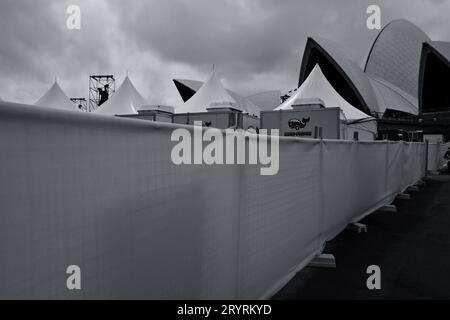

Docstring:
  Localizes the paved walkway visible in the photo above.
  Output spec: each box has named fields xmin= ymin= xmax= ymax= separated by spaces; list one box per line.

xmin=273 ymin=172 xmax=450 ymax=300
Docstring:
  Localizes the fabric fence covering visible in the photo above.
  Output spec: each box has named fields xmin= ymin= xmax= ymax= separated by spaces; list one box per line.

xmin=0 ymin=102 xmax=427 ymax=299
xmin=427 ymin=142 xmax=449 ymax=171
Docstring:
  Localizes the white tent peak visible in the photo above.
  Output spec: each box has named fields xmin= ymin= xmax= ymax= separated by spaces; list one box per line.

xmin=275 ymin=64 xmax=372 ymax=122
xmin=94 ymin=76 xmax=146 ymax=115
xmin=122 ymin=75 xmax=134 ymax=87
xmin=180 ymin=71 xmax=241 ymax=113
xmin=35 ymin=81 xmax=79 ymax=112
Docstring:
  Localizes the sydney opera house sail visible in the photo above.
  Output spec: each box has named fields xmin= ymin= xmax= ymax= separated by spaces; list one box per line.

xmin=365 ymin=20 xmax=430 ymax=100
xmin=419 ymin=41 xmax=450 ymax=113
xmin=296 ymin=19 xmax=449 ymax=118
xmin=173 ymin=19 xmax=449 ymax=119
xmin=173 ymin=79 xmax=203 ymax=102
xmin=298 ymin=37 xmax=377 ymax=115
xmin=369 ymin=76 xmax=418 ymax=115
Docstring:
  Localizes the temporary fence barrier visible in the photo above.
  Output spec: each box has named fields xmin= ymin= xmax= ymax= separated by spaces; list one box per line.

xmin=0 ymin=102 xmax=427 ymax=299
xmin=427 ymin=142 xmax=449 ymax=172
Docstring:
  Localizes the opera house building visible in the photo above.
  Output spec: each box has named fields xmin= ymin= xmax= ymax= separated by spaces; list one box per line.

xmin=299 ymin=19 xmax=450 ymax=140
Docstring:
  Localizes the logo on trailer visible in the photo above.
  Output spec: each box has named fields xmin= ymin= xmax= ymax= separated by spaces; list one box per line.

xmin=288 ymin=117 xmax=310 ymax=130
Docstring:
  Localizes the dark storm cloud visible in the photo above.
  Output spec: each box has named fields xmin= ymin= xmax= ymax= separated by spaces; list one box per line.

xmin=108 ymin=0 xmax=450 ymax=98
xmin=0 ymin=0 xmax=449 ymax=106
xmin=109 ymin=0 xmax=374 ymax=94
xmin=0 ymin=0 xmax=116 ymax=103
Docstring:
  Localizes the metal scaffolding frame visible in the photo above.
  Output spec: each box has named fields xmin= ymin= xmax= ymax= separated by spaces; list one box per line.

xmin=70 ymin=97 xmax=88 ymax=112
xmin=89 ymin=75 xmax=115 ymax=112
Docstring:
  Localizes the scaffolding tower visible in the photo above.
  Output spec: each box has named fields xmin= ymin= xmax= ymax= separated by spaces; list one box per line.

xmin=89 ymin=75 xmax=115 ymax=112
xmin=70 ymin=98 xmax=88 ymax=112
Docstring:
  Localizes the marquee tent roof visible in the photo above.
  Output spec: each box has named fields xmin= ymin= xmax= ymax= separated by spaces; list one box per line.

xmin=179 ymin=72 xmax=242 ymax=114
xmin=246 ymin=90 xmax=281 ymax=111
xmin=34 ymin=81 xmax=79 ymax=112
xmin=276 ymin=64 xmax=373 ymax=122
xmin=95 ymin=76 xmax=146 ymax=115
xmin=228 ymin=90 xmax=261 ymax=117
xmin=173 ymin=77 xmax=261 ymax=116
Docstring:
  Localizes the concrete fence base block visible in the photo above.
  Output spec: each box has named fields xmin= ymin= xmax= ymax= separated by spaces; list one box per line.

xmin=347 ymin=222 xmax=367 ymax=234
xmin=417 ymin=180 xmax=426 ymax=186
xmin=379 ymin=205 xmax=397 ymax=213
xmin=407 ymin=186 xmax=420 ymax=192
xmin=397 ymin=193 xmax=411 ymax=200
xmin=308 ymin=254 xmax=336 ymax=269
xmin=415 ymin=182 xmax=425 ymax=188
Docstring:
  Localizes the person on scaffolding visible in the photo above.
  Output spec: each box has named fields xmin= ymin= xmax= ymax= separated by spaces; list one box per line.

xmin=97 ymin=84 xmax=109 ymax=106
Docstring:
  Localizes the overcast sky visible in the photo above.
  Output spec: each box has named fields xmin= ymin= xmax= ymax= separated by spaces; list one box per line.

xmin=0 ymin=0 xmax=449 ymax=107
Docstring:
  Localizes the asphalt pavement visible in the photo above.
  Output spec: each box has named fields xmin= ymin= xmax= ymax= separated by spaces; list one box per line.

xmin=273 ymin=172 xmax=450 ymax=300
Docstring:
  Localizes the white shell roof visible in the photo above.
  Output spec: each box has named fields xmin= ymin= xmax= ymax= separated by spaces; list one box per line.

xmin=175 ymin=79 xmax=203 ymax=92
xmin=306 ymin=37 xmax=379 ymax=113
xmin=427 ymin=41 xmax=450 ymax=63
xmin=365 ymin=19 xmax=431 ymax=99
xmin=369 ymin=76 xmax=419 ymax=115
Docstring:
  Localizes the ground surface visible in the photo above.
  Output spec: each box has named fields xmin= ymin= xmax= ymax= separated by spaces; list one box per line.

xmin=273 ymin=172 xmax=450 ymax=300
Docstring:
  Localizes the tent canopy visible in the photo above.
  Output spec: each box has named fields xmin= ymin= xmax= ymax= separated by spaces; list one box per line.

xmin=276 ymin=64 xmax=374 ymax=123
xmin=174 ymin=78 xmax=261 ymax=116
xmin=179 ymin=72 xmax=242 ymax=114
xmin=35 ymin=81 xmax=79 ymax=112
xmin=95 ymin=76 xmax=146 ymax=115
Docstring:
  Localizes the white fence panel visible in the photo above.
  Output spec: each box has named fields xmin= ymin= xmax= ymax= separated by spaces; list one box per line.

xmin=0 ymin=102 xmax=428 ymax=299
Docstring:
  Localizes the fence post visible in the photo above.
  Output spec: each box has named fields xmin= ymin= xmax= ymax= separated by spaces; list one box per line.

xmin=318 ymin=138 xmax=325 ymax=246
xmin=385 ymin=141 xmax=389 ymax=196
xmin=436 ymin=141 xmax=441 ymax=170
